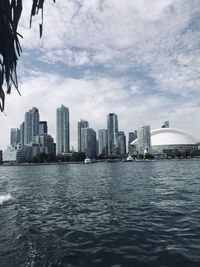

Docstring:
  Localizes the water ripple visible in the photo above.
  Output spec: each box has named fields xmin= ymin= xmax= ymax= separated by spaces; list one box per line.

xmin=0 ymin=162 xmax=200 ymax=266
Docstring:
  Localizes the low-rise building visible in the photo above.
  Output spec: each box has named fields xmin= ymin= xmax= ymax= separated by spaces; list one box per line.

xmin=3 ymin=145 xmax=22 ymax=163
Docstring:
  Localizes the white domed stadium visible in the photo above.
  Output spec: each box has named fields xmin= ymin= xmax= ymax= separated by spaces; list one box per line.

xmin=131 ymin=127 xmax=200 ymax=156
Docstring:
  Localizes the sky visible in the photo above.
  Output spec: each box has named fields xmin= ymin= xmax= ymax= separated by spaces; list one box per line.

xmin=0 ymin=0 xmax=200 ymax=150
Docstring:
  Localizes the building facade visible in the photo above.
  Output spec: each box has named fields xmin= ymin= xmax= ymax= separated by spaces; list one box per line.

xmin=24 ymin=107 xmax=40 ymax=145
xmin=10 ymin=128 xmax=20 ymax=146
xmin=128 ymin=131 xmax=136 ymax=154
xmin=3 ymin=145 xmax=22 ymax=163
xmin=31 ymin=134 xmax=54 ymax=157
xmin=39 ymin=121 xmax=48 ymax=135
xmin=20 ymin=122 xmax=25 ymax=147
xmin=116 ymin=131 xmax=126 ymax=155
xmin=56 ymin=105 xmax=70 ymax=155
xmin=81 ymin=128 xmax=97 ymax=159
xmin=137 ymin=125 xmax=151 ymax=155
xmin=107 ymin=113 xmax=118 ymax=155
xmin=98 ymin=129 xmax=108 ymax=156
xmin=78 ymin=119 xmax=89 ymax=152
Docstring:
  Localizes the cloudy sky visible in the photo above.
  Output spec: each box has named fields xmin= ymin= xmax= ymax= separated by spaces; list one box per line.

xmin=0 ymin=0 xmax=200 ymax=150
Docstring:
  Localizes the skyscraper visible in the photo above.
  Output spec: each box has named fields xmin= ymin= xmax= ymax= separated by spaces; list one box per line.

xmin=98 ymin=129 xmax=108 ymax=156
xmin=128 ymin=131 xmax=136 ymax=154
xmin=78 ymin=119 xmax=89 ymax=152
xmin=81 ymin=127 xmax=97 ymax=159
xmin=24 ymin=107 xmax=39 ymax=145
xmin=107 ymin=113 xmax=118 ymax=155
xmin=56 ymin=105 xmax=70 ymax=155
xmin=137 ymin=125 xmax=151 ymax=155
xmin=10 ymin=128 xmax=20 ymax=147
xmin=20 ymin=122 xmax=24 ymax=147
xmin=116 ymin=131 xmax=126 ymax=155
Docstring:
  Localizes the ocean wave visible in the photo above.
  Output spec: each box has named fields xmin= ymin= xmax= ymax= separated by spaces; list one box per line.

xmin=0 ymin=194 xmax=12 ymax=205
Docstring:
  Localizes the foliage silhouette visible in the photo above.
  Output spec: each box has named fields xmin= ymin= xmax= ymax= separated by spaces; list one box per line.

xmin=0 ymin=0 xmax=55 ymax=111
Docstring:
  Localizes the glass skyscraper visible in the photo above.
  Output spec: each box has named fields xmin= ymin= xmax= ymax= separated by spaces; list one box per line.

xmin=78 ymin=119 xmax=89 ymax=152
xmin=107 ymin=113 xmax=118 ymax=155
xmin=98 ymin=129 xmax=108 ymax=156
xmin=56 ymin=105 xmax=70 ymax=155
xmin=24 ymin=107 xmax=39 ymax=145
xmin=81 ymin=127 xmax=97 ymax=159
xmin=116 ymin=131 xmax=126 ymax=155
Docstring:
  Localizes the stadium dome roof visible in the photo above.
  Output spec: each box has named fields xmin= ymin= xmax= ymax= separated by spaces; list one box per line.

xmin=131 ymin=128 xmax=199 ymax=146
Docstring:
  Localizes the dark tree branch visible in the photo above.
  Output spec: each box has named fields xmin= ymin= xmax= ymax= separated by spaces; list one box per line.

xmin=0 ymin=0 xmax=55 ymax=112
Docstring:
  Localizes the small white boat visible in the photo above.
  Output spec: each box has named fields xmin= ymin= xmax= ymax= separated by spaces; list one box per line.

xmin=126 ymin=156 xmax=133 ymax=162
xmin=84 ymin=158 xmax=92 ymax=164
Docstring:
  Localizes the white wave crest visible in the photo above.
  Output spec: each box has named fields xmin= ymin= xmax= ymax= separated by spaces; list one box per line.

xmin=0 ymin=194 xmax=12 ymax=205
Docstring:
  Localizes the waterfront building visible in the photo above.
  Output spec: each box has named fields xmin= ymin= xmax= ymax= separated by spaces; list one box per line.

xmin=24 ymin=107 xmax=40 ymax=145
xmin=116 ymin=131 xmax=126 ymax=155
xmin=107 ymin=113 xmax=118 ymax=155
xmin=39 ymin=121 xmax=48 ymax=135
xmin=98 ymin=129 xmax=108 ymax=156
xmin=78 ymin=119 xmax=89 ymax=152
xmin=56 ymin=105 xmax=70 ymax=155
xmin=137 ymin=125 xmax=151 ymax=155
xmin=10 ymin=128 xmax=20 ymax=146
xmin=3 ymin=145 xmax=22 ymax=163
xmin=81 ymin=127 xmax=97 ymax=159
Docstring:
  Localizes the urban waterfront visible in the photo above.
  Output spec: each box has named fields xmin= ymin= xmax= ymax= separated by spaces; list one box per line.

xmin=0 ymin=161 xmax=200 ymax=267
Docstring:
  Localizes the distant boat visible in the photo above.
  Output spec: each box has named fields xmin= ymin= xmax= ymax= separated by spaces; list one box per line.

xmin=126 ymin=156 xmax=133 ymax=162
xmin=84 ymin=158 xmax=92 ymax=164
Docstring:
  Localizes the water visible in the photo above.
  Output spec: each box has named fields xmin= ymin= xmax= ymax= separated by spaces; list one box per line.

xmin=0 ymin=161 xmax=200 ymax=267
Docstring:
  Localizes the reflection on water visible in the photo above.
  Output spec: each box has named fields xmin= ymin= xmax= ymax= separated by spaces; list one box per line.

xmin=0 ymin=161 xmax=200 ymax=267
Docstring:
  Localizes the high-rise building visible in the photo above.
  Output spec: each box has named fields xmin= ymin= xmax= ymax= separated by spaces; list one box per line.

xmin=10 ymin=128 xmax=20 ymax=146
xmin=107 ymin=113 xmax=118 ymax=155
xmin=128 ymin=131 xmax=136 ymax=154
xmin=20 ymin=122 xmax=25 ymax=147
xmin=78 ymin=119 xmax=89 ymax=152
xmin=56 ymin=105 xmax=70 ymax=155
xmin=137 ymin=125 xmax=151 ymax=155
xmin=81 ymin=127 xmax=97 ymax=159
xmin=39 ymin=121 xmax=48 ymax=135
xmin=24 ymin=107 xmax=40 ymax=145
xmin=116 ymin=131 xmax=126 ymax=155
xmin=98 ymin=129 xmax=108 ymax=156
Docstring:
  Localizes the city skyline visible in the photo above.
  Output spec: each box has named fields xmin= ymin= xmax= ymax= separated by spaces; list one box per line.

xmin=1 ymin=105 xmax=200 ymax=151
xmin=1 ymin=1 xmax=200 ymax=150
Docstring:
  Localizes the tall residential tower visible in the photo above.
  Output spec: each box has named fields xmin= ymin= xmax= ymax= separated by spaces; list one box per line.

xmin=78 ymin=119 xmax=89 ymax=152
xmin=24 ymin=107 xmax=39 ymax=145
xmin=56 ymin=105 xmax=70 ymax=155
xmin=107 ymin=113 xmax=118 ymax=155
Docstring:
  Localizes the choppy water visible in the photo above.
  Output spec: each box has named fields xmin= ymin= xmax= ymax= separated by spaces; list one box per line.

xmin=0 ymin=160 xmax=200 ymax=267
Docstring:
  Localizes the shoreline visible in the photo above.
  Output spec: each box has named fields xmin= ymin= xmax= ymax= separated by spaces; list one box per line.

xmin=1 ymin=157 xmax=200 ymax=167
